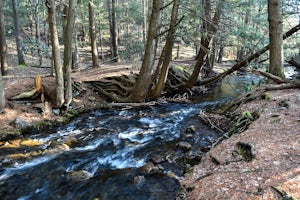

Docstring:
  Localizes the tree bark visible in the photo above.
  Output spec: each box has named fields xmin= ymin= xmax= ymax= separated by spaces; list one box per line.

xmin=150 ymin=0 xmax=180 ymax=100
xmin=46 ymin=0 xmax=64 ymax=107
xmin=33 ymin=0 xmax=42 ymax=67
xmin=107 ymin=0 xmax=119 ymax=62
xmin=11 ymin=0 xmax=26 ymax=65
xmin=0 ymin=0 xmax=8 ymax=76
xmin=131 ymin=0 xmax=160 ymax=102
xmin=63 ymin=0 xmax=77 ymax=109
xmin=89 ymin=1 xmax=100 ymax=68
xmin=142 ymin=0 xmax=148 ymax=45
xmin=0 ymin=73 xmax=4 ymax=111
xmin=268 ymin=0 xmax=285 ymax=79
xmin=184 ymin=0 xmax=223 ymax=89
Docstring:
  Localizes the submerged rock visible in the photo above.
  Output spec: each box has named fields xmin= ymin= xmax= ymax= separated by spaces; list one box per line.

xmin=178 ymin=142 xmax=192 ymax=151
xmin=150 ymin=155 xmax=166 ymax=164
xmin=66 ymin=170 xmax=92 ymax=181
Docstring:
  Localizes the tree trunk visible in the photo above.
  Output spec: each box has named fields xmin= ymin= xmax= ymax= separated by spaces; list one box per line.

xmin=185 ymin=0 xmax=223 ymax=89
xmin=0 ymin=0 xmax=8 ymax=76
xmin=268 ymin=0 xmax=285 ymax=79
xmin=63 ymin=0 xmax=77 ymax=109
xmin=0 ymin=73 xmax=4 ymax=111
xmin=131 ymin=0 xmax=160 ymax=102
xmin=47 ymin=0 xmax=64 ymax=107
xmin=107 ymin=0 xmax=119 ymax=62
xmin=11 ymin=0 xmax=26 ymax=66
xmin=150 ymin=0 xmax=180 ymax=100
xmin=89 ymin=1 xmax=100 ymax=68
xmin=34 ymin=0 xmax=42 ymax=67
xmin=142 ymin=0 xmax=148 ymax=45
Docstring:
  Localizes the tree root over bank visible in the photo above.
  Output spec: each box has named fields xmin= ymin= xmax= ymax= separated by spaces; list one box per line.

xmin=86 ymin=66 xmax=193 ymax=102
xmin=199 ymin=110 xmax=259 ymax=148
xmin=199 ymin=80 xmax=300 ymax=148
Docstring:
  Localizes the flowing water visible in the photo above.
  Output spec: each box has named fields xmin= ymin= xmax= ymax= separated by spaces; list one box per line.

xmin=0 ymin=75 xmax=261 ymax=200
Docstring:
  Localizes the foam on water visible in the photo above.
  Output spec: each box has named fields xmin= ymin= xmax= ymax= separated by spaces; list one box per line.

xmin=0 ymin=154 xmax=57 ymax=181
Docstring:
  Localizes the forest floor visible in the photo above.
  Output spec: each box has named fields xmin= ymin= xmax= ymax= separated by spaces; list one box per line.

xmin=181 ymin=88 xmax=300 ymax=199
xmin=0 ymin=48 xmax=300 ymax=199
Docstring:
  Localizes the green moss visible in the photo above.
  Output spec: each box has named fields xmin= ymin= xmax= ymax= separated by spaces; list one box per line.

xmin=242 ymin=111 xmax=253 ymax=120
xmin=261 ymin=93 xmax=271 ymax=100
xmin=62 ymin=110 xmax=79 ymax=122
xmin=0 ymin=129 xmax=21 ymax=141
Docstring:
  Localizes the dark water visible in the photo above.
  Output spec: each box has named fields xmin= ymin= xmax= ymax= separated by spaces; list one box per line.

xmin=0 ymin=75 xmax=260 ymax=200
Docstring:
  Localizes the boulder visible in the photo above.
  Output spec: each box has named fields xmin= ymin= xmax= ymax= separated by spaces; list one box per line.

xmin=10 ymin=117 xmax=31 ymax=129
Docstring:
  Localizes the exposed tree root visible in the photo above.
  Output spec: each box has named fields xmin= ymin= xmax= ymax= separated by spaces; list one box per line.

xmin=86 ymin=66 xmax=192 ymax=102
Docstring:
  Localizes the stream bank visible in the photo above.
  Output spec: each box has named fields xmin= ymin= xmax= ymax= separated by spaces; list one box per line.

xmin=181 ymin=88 xmax=300 ymax=200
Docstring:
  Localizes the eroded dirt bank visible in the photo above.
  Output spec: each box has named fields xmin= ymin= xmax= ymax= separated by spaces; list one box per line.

xmin=181 ymin=89 xmax=300 ymax=200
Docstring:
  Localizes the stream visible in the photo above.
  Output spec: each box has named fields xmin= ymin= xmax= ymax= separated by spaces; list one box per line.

xmin=0 ymin=74 xmax=262 ymax=200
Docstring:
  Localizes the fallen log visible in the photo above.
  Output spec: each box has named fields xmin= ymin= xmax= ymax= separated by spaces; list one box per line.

xmin=251 ymin=70 xmax=287 ymax=84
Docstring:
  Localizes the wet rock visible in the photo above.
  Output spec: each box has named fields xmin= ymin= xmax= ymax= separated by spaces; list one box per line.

xmin=185 ymin=134 xmax=194 ymax=139
xmin=20 ymin=139 xmax=43 ymax=147
xmin=141 ymin=161 xmax=163 ymax=175
xmin=150 ymin=155 xmax=166 ymax=164
xmin=10 ymin=117 xmax=30 ymax=129
xmin=64 ymin=139 xmax=79 ymax=148
xmin=185 ymin=150 xmax=203 ymax=165
xmin=133 ymin=175 xmax=145 ymax=188
xmin=45 ymin=141 xmax=70 ymax=153
xmin=178 ymin=141 xmax=192 ymax=151
xmin=66 ymin=170 xmax=92 ymax=181
xmin=186 ymin=125 xmax=196 ymax=133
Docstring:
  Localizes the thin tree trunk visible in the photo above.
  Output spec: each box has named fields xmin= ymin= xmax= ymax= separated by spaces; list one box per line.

xmin=185 ymin=0 xmax=223 ymax=89
xmin=150 ymin=0 xmax=180 ymax=100
xmin=46 ymin=0 xmax=64 ymax=107
xmin=34 ymin=0 xmax=42 ymax=67
xmin=63 ymin=0 xmax=77 ymax=109
xmin=0 ymin=0 xmax=8 ymax=76
xmin=142 ymin=0 xmax=148 ymax=45
xmin=107 ymin=0 xmax=119 ymax=62
xmin=72 ymin=28 xmax=79 ymax=69
xmin=131 ymin=0 xmax=160 ymax=102
xmin=268 ymin=0 xmax=285 ymax=79
xmin=0 ymin=73 xmax=4 ymax=111
xmin=89 ymin=1 xmax=100 ymax=68
xmin=11 ymin=0 xmax=26 ymax=65
xmin=98 ymin=18 xmax=104 ymax=60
